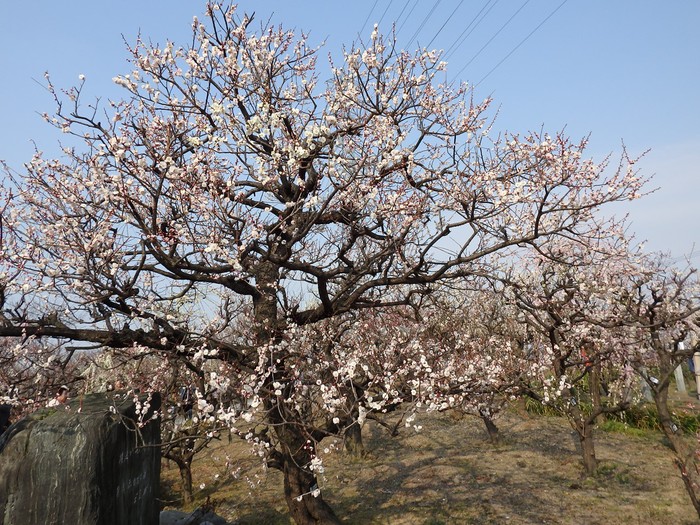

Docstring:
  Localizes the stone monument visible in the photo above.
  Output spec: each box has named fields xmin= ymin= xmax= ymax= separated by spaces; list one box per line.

xmin=0 ymin=392 xmax=161 ymax=525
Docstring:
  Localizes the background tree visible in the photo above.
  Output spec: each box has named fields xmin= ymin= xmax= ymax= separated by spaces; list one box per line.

xmin=398 ymin=286 xmax=534 ymax=443
xmin=83 ymin=348 xmax=228 ymax=505
xmin=0 ymin=3 xmax=646 ymax=523
xmin=506 ymin=235 xmax=637 ymax=474
xmin=0 ymin=338 xmax=84 ymax=419
xmin=613 ymin=253 xmax=700 ymax=516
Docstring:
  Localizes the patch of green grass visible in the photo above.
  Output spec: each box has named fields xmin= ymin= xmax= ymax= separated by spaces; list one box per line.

xmin=598 ymin=419 xmax=652 ymax=439
xmin=523 ymin=397 xmax=560 ymax=417
xmin=604 ymin=405 xmax=700 ymax=434
xmin=676 ymin=411 xmax=700 ymax=433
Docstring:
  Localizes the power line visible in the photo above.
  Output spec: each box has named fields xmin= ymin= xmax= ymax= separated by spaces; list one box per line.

xmin=472 ymin=0 xmax=569 ymax=87
xmin=394 ymin=0 xmax=413 ymax=29
xmin=458 ymin=0 xmax=531 ymax=74
xmin=444 ymin=0 xmax=499 ymax=61
xmin=406 ymin=0 xmax=443 ymax=49
xmin=425 ymin=0 xmax=466 ymax=50
xmin=359 ymin=0 xmax=380 ymax=37
xmin=397 ymin=0 xmax=420 ymax=36
xmin=378 ymin=0 xmax=397 ymax=29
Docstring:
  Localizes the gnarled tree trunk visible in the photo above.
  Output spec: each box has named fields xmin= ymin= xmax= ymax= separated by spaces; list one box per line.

xmin=162 ymin=452 xmax=195 ymax=504
xmin=480 ymin=412 xmax=500 ymax=444
xmin=268 ymin=405 xmax=342 ymax=525
xmin=254 ymin=262 xmax=341 ymax=524
xmin=567 ymin=398 xmax=598 ymax=475
xmin=576 ymin=420 xmax=598 ymax=475
xmin=343 ymin=420 xmax=365 ymax=457
xmin=281 ymin=450 xmax=341 ymax=525
xmin=652 ymin=381 xmax=700 ymax=518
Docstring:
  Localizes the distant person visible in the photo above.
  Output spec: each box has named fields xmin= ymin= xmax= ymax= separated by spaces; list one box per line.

xmin=179 ymin=386 xmax=194 ymax=419
xmin=47 ymin=385 xmax=69 ymax=407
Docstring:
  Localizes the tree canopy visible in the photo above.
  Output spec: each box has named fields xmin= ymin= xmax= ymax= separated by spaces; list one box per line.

xmin=0 ymin=3 xmax=649 ymax=523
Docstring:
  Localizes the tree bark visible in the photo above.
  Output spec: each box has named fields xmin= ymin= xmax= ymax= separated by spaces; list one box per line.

xmin=480 ymin=412 xmax=500 ymax=444
xmin=281 ymin=449 xmax=342 ymax=525
xmin=577 ymin=423 xmax=598 ymax=475
xmin=178 ymin=461 xmax=194 ymax=505
xmin=253 ymin=262 xmax=341 ymax=524
xmin=164 ymin=455 xmax=194 ymax=505
xmin=568 ymin=400 xmax=598 ymax=475
xmin=675 ymin=457 xmax=700 ymax=517
xmin=267 ymin=411 xmax=342 ymax=525
xmin=343 ymin=421 xmax=365 ymax=457
xmin=654 ymin=386 xmax=685 ymax=454
xmin=652 ymin=382 xmax=700 ymax=520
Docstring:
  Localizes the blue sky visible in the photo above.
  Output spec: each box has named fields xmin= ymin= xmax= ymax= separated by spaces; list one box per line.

xmin=1 ymin=1 xmax=698 ymax=259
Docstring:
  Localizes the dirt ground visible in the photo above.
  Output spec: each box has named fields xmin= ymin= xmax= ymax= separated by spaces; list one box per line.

xmin=160 ymin=407 xmax=699 ymax=524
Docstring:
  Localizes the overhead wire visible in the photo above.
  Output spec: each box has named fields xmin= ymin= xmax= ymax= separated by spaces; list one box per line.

xmin=394 ymin=0 xmax=413 ymax=28
xmin=443 ymin=0 xmax=500 ymax=61
xmin=471 ymin=0 xmax=570 ymax=86
xmin=425 ymin=0 xmax=466 ymax=50
xmin=397 ymin=0 xmax=421 ymax=36
xmin=458 ymin=0 xmax=531 ymax=74
xmin=378 ymin=0 xmax=397 ymax=29
xmin=359 ymin=0 xmax=380 ymax=37
xmin=405 ymin=0 xmax=443 ymax=49
xmin=361 ymin=0 xmax=568 ymax=94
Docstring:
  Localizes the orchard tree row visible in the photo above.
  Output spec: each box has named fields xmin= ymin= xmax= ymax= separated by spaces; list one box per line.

xmin=1 ymin=3 xmax=698 ymax=524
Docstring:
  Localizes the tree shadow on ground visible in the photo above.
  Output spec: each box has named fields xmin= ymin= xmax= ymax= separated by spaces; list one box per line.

xmin=168 ymin=409 xmax=697 ymax=524
xmin=328 ymin=417 xmax=559 ymax=524
xmin=326 ymin=411 xmax=693 ymax=525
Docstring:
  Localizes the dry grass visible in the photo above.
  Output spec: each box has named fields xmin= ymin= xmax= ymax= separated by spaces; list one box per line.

xmin=160 ymin=405 xmax=698 ymax=524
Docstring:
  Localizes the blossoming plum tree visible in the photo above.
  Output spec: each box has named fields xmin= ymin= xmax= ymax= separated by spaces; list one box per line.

xmin=0 ymin=337 xmax=84 ymax=418
xmin=505 ymin=234 xmax=639 ymax=474
xmin=82 ymin=347 xmax=229 ymax=505
xmin=397 ymin=287 xmax=535 ymax=443
xmin=459 ymin=295 xmax=531 ymax=439
xmin=611 ymin=254 xmax=700 ymax=516
xmin=0 ymin=3 xmax=646 ymax=523
xmin=310 ymin=291 xmax=531 ymax=452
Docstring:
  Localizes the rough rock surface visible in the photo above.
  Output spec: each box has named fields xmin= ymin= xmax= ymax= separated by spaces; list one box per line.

xmin=0 ymin=392 xmax=161 ymax=525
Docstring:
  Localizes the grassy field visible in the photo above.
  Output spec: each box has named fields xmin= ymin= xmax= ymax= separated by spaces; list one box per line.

xmin=160 ymin=405 xmax=698 ymax=524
